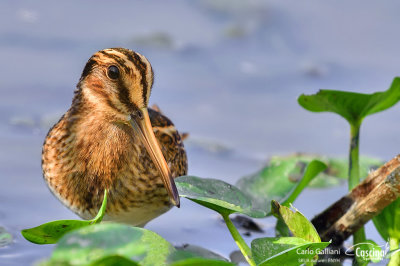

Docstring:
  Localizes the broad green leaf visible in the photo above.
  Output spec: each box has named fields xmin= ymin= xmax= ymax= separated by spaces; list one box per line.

xmin=271 ymin=201 xmax=320 ymax=243
xmin=170 ymin=258 xmax=234 ymax=266
xmin=251 ymin=237 xmax=329 ymax=266
xmin=0 ymin=226 xmax=12 ymax=247
xmin=281 ymin=160 xmax=326 ymax=206
xmin=89 ymin=255 xmax=139 ymax=266
xmin=22 ymin=220 xmax=93 ymax=245
xmin=175 ymin=176 xmax=266 ymax=218
xmin=21 ymin=190 xmax=108 ymax=244
xmin=168 ymin=245 xmax=232 ymax=266
xmin=42 ymin=223 xmax=174 ymax=266
xmin=373 ymin=198 xmax=400 ymax=241
xmin=275 ymin=218 xmax=290 ymax=237
xmin=388 ymin=251 xmax=400 ymax=266
xmin=298 ymin=77 xmax=400 ymax=124
xmin=171 ymin=244 xmax=229 ymax=262
xmin=236 ymin=159 xmax=326 ymax=213
xmin=269 ymin=154 xmax=383 ymax=187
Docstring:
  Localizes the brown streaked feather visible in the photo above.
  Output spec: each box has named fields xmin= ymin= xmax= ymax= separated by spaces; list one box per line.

xmin=42 ymin=107 xmax=187 ymax=222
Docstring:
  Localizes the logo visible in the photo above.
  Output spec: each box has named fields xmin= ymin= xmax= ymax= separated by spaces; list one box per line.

xmin=345 ymin=240 xmax=399 ymax=263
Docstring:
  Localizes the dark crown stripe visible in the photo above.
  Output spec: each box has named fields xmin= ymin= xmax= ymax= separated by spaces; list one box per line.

xmin=113 ymin=48 xmax=148 ymax=105
xmin=131 ymin=53 xmax=148 ymax=106
xmin=80 ymin=58 xmax=97 ymax=81
xmin=117 ymin=79 xmax=136 ymax=112
xmin=100 ymin=50 xmax=137 ymax=112
xmin=99 ymin=51 xmax=131 ymax=74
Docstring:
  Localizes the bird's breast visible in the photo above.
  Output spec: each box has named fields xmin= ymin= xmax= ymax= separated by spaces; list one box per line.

xmin=42 ymin=108 xmax=187 ymax=225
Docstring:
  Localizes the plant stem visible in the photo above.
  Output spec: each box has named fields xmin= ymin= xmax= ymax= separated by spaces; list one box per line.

xmin=222 ymin=213 xmax=256 ymax=266
xmin=353 ymin=227 xmax=366 ymax=246
xmin=348 ymin=122 xmax=366 ymax=246
xmin=349 ymin=122 xmax=360 ymax=191
xmin=388 ymin=238 xmax=400 ymax=266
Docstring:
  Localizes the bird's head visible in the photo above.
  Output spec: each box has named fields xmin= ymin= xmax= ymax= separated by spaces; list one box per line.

xmin=77 ymin=48 xmax=180 ymax=207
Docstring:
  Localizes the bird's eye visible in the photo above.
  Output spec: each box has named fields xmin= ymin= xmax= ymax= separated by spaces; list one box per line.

xmin=107 ymin=65 xmax=120 ymax=80
xmin=136 ymin=110 xmax=144 ymax=120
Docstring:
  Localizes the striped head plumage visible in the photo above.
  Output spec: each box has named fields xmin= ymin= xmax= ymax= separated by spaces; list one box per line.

xmin=77 ymin=48 xmax=154 ymax=119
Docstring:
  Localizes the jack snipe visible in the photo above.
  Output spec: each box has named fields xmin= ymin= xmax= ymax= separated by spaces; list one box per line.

xmin=42 ymin=48 xmax=187 ymax=226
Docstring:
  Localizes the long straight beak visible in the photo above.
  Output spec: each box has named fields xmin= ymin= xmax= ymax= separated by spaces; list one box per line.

xmin=130 ymin=108 xmax=180 ymax=207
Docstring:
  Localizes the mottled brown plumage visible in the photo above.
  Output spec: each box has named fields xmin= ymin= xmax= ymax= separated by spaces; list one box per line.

xmin=42 ymin=48 xmax=187 ymax=226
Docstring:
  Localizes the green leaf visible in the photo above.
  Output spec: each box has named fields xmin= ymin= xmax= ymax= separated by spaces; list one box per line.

xmin=251 ymin=237 xmax=330 ymax=266
xmin=22 ymin=219 xmax=93 ymax=245
xmin=271 ymin=201 xmax=320 ymax=243
xmin=373 ymin=198 xmax=400 ymax=241
xmin=168 ymin=245 xmax=232 ymax=266
xmin=43 ymin=223 xmax=174 ymax=266
xmin=281 ymin=160 xmax=326 ymax=206
xmin=170 ymin=258 xmax=234 ymax=266
xmin=303 ymin=155 xmax=383 ymax=187
xmin=298 ymin=77 xmax=400 ymax=125
xmin=236 ymin=159 xmax=326 ymax=214
xmin=21 ymin=190 xmax=108 ymax=244
xmin=175 ymin=176 xmax=266 ymax=218
xmin=266 ymin=154 xmax=382 ymax=188
xmin=89 ymin=255 xmax=139 ymax=266
xmin=275 ymin=218 xmax=290 ymax=237
xmin=91 ymin=189 xmax=108 ymax=223
xmin=0 ymin=226 xmax=13 ymax=247
xmin=171 ymin=244 xmax=229 ymax=262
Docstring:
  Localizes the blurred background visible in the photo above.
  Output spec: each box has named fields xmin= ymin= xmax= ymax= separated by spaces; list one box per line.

xmin=1 ymin=0 xmax=400 ymax=265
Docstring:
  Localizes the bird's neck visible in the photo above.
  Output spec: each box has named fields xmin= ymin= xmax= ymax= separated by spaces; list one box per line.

xmin=64 ymin=90 xmax=140 ymax=180
xmin=70 ymin=84 xmax=128 ymax=121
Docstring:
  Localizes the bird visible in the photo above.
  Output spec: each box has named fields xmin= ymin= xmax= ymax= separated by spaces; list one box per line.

xmin=42 ymin=48 xmax=188 ymax=226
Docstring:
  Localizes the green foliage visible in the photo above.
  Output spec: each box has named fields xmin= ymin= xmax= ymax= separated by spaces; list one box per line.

xmin=373 ymin=198 xmax=400 ymax=265
xmin=170 ymin=244 xmax=229 ymax=262
xmin=170 ymin=258 xmax=234 ymax=266
xmin=175 ymin=175 xmax=266 ymax=218
xmin=298 ymin=78 xmax=400 ymax=246
xmin=251 ymin=237 xmax=329 ymax=266
xmin=373 ymin=198 xmax=400 ymax=241
xmin=89 ymin=255 xmax=139 ymax=266
xmin=254 ymin=202 xmax=329 ymax=266
xmin=176 ymin=175 xmax=267 ymax=265
xmin=386 ymin=241 xmax=400 ymax=266
xmin=236 ymin=160 xmax=326 ymax=213
xmin=21 ymin=190 xmax=107 ymax=244
xmin=275 ymin=218 xmax=290 ymax=237
xmin=41 ymin=223 xmax=170 ymax=265
xmin=298 ymin=77 xmax=400 ymax=124
xmin=281 ymin=160 xmax=326 ymax=206
xmin=41 ymin=223 xmax=232 ymax=266
xmin=271 ymin=201 xmax=321 ymax=243
xmin=268 ymin=154 xmax=383 ymax=187
xmin=28 ymin=170 xmax=328 ymax=265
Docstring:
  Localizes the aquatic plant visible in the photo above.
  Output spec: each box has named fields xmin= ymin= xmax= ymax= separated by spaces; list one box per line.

xmin=298 ymin=77 xmax=400 ymax=264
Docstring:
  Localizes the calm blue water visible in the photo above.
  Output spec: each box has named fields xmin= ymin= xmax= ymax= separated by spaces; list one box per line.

xmin=1 ymin=1 xmax=399 ymax=265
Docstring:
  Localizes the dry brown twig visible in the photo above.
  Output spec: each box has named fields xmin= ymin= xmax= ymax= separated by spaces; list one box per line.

xmin=312 ymin=155 xmax=400 ymax=245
